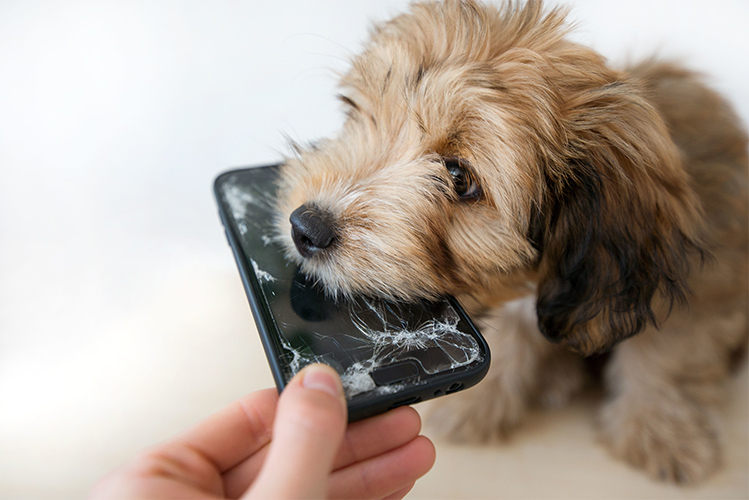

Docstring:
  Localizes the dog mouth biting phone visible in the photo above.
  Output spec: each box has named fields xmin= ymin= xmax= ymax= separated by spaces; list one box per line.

xmin=215 ymin=165 xmax=490 ymax=423
xmin=269 ymin=0 xmax=748 ymax=485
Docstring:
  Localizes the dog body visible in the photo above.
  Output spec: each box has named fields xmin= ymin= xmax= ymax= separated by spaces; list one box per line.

xmin=275 ymin=0 xmax=748 ymax=483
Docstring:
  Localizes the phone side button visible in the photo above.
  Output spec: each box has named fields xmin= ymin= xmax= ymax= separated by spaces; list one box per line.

xmin=371 ymin=361 xmax=420 ymax=386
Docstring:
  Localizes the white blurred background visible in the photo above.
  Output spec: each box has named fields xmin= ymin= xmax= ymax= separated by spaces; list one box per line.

xmin=1 ymin=1 xmax=747 ymax=498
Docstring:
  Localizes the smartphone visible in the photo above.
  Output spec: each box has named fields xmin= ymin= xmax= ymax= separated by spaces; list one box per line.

xmin=214 ymin=164 xmax=490 ymax=421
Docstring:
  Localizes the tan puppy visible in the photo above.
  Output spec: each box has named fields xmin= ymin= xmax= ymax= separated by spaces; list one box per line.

xmin=274 ymin=0 xmax=748 ymax=483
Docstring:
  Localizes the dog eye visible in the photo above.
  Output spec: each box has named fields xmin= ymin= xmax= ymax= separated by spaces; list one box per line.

xmin=443 ymin=157 xmax=480 ymax=200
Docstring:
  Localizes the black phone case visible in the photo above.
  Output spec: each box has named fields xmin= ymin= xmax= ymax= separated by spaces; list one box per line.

xmin=214 ymin=164 xmax=491 ymax=421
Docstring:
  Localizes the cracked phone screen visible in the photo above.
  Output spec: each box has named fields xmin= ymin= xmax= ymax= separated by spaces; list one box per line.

xmin=217 ymin=166 xmax=486 ymax=404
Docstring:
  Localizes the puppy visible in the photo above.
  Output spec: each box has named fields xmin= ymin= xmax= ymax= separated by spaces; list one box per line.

xmin=274 ymin=0 xmax=748 ymax=484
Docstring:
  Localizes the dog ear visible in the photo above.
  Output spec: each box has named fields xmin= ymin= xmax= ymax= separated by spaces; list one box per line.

xmin=534 ymin=79 xmax=706 ymax=356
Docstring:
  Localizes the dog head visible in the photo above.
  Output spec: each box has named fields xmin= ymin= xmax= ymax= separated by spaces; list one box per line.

xmin=275 ymin=0 xmax=705 ymax=355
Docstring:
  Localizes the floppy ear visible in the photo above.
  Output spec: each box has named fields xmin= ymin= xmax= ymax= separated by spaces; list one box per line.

xmin=534 ymin=79 xmax=707 ymax=356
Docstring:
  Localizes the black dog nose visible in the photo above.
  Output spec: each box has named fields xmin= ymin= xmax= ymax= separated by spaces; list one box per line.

xmin=289 ymin=204 xmax=337 ymax=258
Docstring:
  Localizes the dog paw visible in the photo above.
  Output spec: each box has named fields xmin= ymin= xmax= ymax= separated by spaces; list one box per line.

xmin=598 ymin=391 xmax=721 ymax=484
xmin=425 ymin=384 xmax=527 ymax=443
xmin=533 ymin=351 xmax=586 ymax=409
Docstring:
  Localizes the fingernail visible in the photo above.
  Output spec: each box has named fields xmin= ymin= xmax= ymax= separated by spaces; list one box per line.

xmin=301 ymin=364 xmax=343 ymax=399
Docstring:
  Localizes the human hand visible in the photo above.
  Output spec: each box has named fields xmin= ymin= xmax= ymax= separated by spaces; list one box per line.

xmin=91 ymin=364 xmax=436 ymax=499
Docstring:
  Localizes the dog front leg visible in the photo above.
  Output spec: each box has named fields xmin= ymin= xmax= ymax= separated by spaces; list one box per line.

xmin=597 ymin=322 xmax=731 ymax=483
xmin=426 ymin=295 xmax=564 ymax=442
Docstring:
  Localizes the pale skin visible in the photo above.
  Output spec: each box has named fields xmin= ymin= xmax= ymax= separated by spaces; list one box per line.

xmin=91 ymin=364 xmax=436 ymax=499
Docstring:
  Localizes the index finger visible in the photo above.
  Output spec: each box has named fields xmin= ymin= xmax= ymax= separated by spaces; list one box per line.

xmin=170 ymin=388 xmax=280 ymax=472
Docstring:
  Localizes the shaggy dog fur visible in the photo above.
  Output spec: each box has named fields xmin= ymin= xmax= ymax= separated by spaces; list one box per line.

xmin=274 ymin=0 xmax=748 ymax=483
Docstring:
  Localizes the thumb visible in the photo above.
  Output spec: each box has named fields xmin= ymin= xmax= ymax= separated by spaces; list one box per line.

xmin=244 ymin=364 xmax=348 ymax=499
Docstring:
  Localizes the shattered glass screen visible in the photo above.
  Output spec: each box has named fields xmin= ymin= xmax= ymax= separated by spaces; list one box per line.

xmin=216 ymin=165 xmax=486 ymax=404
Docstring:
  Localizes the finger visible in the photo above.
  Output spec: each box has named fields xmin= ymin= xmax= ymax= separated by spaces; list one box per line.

xmin=222 ymin=444 xmax=270 ymax=498
xmin=333 ymin=406 xmax=422 ymax=470
xmin=383 ymin=482 xmax=416 ymax=500
xmin=223 ymin=405 xmax=422 ymax=496
xmin=329 ymin=435 xmax=436 ymax=499
xmin=169 ymin=388 xmax=279 ymax=473
xmin=91 ymin=443 xmax=226 ymax=500
xmin=245 ymin=364 xmax=348 ymax=499
xmin=91 ymin=389 xmax=281 ymax=499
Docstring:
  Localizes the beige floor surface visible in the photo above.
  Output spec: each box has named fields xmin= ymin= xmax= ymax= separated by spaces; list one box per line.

xmin=1 ymin=267 xmax=745 ymax=499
